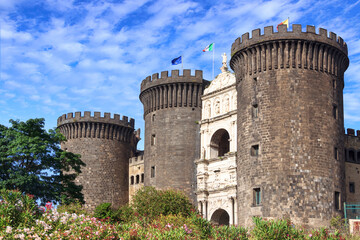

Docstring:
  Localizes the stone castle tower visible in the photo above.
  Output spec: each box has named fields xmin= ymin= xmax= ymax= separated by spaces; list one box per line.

xmin=139 ymin=69 xmax=209 ymax=202
xmin=57 ymin=111 xmax=139 ymax=210
xmin=230 ymin=24 xmax=349 ymax=226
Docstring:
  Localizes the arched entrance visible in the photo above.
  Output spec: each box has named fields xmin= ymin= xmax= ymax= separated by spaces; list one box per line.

xmin=210 ymin=129 xmax=230 ymax=158
xmin=210 ymin=208 xmax=230 ymax=225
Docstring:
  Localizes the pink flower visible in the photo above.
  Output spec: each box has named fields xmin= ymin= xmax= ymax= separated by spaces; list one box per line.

xmin=45 ymin=202 xmax=52 ymax=211
xmin=309 ymin=234 xmax=313 ymax=237
xmin=5 ymin=226 xmax=12 ymax=234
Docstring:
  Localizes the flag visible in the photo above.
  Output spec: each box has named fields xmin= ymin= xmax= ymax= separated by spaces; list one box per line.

xmin=203 ymin=43 xmax=214 ymax=52
xmin=171 ymin=56 xmax=182 ymax=65
xmin=277 ymin=19 xmax=289 ymax=30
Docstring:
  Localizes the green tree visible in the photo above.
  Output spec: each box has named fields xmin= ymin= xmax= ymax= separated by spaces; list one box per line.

xmin=0 ymin=118 xmax=85 ymax=205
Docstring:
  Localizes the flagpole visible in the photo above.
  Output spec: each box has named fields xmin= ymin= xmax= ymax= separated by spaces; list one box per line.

xmin=212 ymin=43 xmax=215 ymax=80
xmin=181 ymin=55 xmax=183 ymax=72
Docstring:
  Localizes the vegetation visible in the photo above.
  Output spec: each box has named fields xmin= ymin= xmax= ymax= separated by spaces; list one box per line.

xmin=1 ymin=187 xmax=357 ymax=239
xmin=0 ymin=118 xmax=85 ymax=205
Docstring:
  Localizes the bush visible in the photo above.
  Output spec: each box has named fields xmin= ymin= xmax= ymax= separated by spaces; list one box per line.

xmin=113 ymin=204 xmax=134 ymax=223
xmin=57 ymin=200 xmax=87 ymax=215
xmin=251 ymin=217 xmax=304 ymax=239
xmin=93 ymin=202 xmax=114 ymax=221
xmin=132 ymin=187 xmax=194 ymax=221
xmin=211 ymin=225 xmax=248 ymax=240
xmin=0 ymin=189 xmax=42 ymax=230
xmin=190 ymin=212 xmax=213 ymax=239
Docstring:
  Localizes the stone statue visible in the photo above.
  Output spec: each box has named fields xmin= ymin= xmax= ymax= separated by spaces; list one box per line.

xmin=222 ymin=53 xmax=227 ymax=66
xmin=221 ymin=53 xmax=228 ymax=72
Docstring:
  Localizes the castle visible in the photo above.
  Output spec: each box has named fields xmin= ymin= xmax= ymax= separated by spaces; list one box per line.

xmin=57 ymin=24 xmax=360 ymax=228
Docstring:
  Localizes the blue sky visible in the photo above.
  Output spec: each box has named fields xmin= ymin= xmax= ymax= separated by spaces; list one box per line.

xmin=0 ymin=0 xmax=360 ymax=150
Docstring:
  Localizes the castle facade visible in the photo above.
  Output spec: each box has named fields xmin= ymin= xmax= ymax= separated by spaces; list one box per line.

xmin=57 ymin=24 xmax=360 ymax=228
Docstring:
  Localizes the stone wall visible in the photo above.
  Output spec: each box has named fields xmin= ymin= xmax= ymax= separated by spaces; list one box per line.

xmin=129 ymin=153 xmax=144 ymax=202
xmin=344 ymin=129 xmax=360 ymax=204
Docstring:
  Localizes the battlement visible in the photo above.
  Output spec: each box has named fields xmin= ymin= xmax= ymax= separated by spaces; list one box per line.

xmin=57 ymin=111 xmax=134 ymax=128
xmin=346 ymin=128 xmax=360 ymax=137
xmin=129 ymin=154 xmax=144 ymax=165
xmin=230 ymin=24 xmax=349 ymax=78
xmin=231 ymin=25 xmax=347 ymax=56
xmin=140 ymin=69 xmax=203 ymax=92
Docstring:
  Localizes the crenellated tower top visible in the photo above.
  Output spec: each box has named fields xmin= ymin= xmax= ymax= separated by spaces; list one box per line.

xmin=57 ymin=111 xmax=134 ymax=128
xmin=57 ymin=111 xmax=136 ymax=142
xmin=230 ymin=24 xmax=349 ymax=79
xmin=140 ymin=69 xmax=204 ymax=92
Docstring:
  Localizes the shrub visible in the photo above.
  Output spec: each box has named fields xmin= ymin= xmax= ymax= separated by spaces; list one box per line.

xmin=211 ymin=225 xmax=248 ymax=240
xmin=132 ymin=186 xmax=194 ymax=221
xmin=0 ymin=189 xmax=42 ymax=230
xmin=113 ymin=204 xmax=134 ymax=223
xmin=93 ymin=202 xmax=114 ymax=220
xmin=57 ymin=200 xmax=87 ymax=215
xmin=190 ymin=212 xmax=213 ymax=239
xmin=251 ymin=217 xmax=304 ymax=239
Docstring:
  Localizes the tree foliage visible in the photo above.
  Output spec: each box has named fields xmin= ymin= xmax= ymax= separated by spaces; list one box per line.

xmin=0 ymin=118 xmax=85 ymax=205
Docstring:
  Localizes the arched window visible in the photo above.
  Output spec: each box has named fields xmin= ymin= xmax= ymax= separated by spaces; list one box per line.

xmin=210 ymin=129 xmax=230 ymax=158
xmin=130 ymin=176 xmax=134 ymax=185
xmin=141 ymin=173 xmax=144 ymax=183
xmin=136 ymin=175 xmax=140 ymax=184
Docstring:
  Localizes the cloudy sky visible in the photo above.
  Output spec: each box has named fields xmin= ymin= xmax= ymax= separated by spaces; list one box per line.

xmin=1 ymin=0 xmax=360 ymax=149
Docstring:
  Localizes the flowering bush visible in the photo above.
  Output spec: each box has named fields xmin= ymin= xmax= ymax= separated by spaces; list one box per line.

xmin=0 ymin=189 xmax=42 ymax=230
xmin=0 ymin=189 xmax=351 ymax=240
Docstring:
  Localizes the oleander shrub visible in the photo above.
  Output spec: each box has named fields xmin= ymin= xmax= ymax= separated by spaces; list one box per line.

xmin=211 ymin=225 xmax=248 ymax=240
xmin=113 ymin=204 xmax=134 ymax=223
xmin=0 ymin=189 xmax=42 ymax=230
xmin=93 ymin=202 xmax=114 ymax=221
xmin=57 ymin=200 xmax=87 ymax=215
xmin=251 ymin=217 xmax=305 ymax=239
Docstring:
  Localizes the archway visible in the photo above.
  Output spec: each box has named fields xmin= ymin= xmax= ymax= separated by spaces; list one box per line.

xmin=210 ymin=208 xmax=230 ymax=226
xmin=210 ymin=129 xmax=230 ymax=158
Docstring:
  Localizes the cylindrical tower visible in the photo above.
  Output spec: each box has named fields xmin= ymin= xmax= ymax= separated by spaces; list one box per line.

xmin=57 ymin=111 xmax=138 ymax=210
xmin=230 ymin=25 xmax=349 ymax=227
xmin=139 ymin=69 xmax=209 ymax=202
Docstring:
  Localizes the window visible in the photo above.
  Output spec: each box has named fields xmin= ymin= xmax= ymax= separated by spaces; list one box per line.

xmin=349 ymin=150 xmax=355 ymax=162
xmin=141 ymin=173 xmax=144 ymax=183
xmin=136 ymin=175 xmax=140 ymax=184
xmin=210 ymin=129 xmax=230 ymax=158
xmin=151 ymin=134 xmax=156 ymax=146
xmin=152 ymin=114 xmax=155 ymax=122
xmin=335 ymin=192 xmax=341 ymax=210
xmin=252 ymin=104 xmax=258 ymax=118
xmin=350 ymin=182 xmax=355 ymax=193
xmin=357 ymin=151 xmax=360 ymax=163
xmin=251 ymin=145 xmax=259 ymax=156
xmin=130 ymin=176 xmax=134 ymax=185
xmin=253 ymin=77 xmax=257 ymax=83
xmin=333 ymin=105 xmax=337 ymax=119
xmin=334 ymin=147 xmax=338 ymax=160
xmin=333 ymin=79 xmax=336 ymax=90
xmin=253 ymin=188 xmax=261 ymax=206
xmin=151 ymin=166 xmax=155 ymax=178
